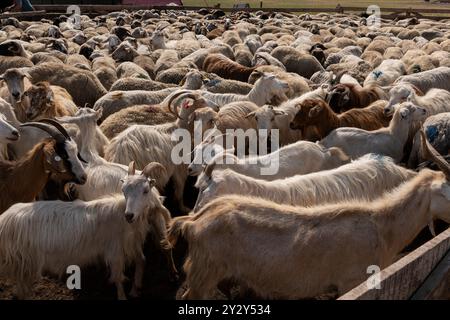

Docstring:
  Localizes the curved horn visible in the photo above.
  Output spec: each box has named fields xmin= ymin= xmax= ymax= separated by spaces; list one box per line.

xmin=167 ymin=91 xmax=201 ymax=119
xmin=255 ymin=53 xmax=271 ymax=66
xmin=420 ymin=129 xmax=450 ymax=179
xmin=38 ymin=118 xmax=72 ymax=140
xmin=166 ymin=90 xmax=192 ymax=116
xmin=204 ymin=160 xmax=216 ymax=178
xmin=20 ymin=122 xmax=66 ymax=143
xmin=142 ymin=162 xmax=167 ymax=180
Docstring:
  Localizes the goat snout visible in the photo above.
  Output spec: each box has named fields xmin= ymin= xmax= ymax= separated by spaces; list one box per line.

xmin=125 ymin=212 xmax=135 ymax=223
xmin=8 ymin=130 xmax=19 ymax=141
xmin=12 ymin=92 xmax=21 ymax=100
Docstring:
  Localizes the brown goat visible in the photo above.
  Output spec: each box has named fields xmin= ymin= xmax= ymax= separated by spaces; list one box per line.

xmin=327 ymin=83 xmax=388 ymax=113
xmin=203 ymin=53 xmax=255 ymax=82
xmin=23 ymin=81 xmax=78 ymax=121
xmin=290 ymin=99 xmax=391 ymax=140
xmin=0 ymin=122 xmax=87 ymax=214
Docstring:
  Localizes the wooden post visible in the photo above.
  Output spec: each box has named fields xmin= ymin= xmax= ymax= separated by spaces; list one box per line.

xmin=260 ymin=1 xmax=263 ymax=8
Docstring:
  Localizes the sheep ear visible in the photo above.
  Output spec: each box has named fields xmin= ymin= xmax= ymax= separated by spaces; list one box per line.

xmin=245 ymin=111 xmax=256 ymax=118
xmin=0 ymin=74 xmax=4 ymax=81
xmin=309 ymin=105 xmax=323 ymax=118
xmin=128 ymin=161 xmax=136 ymax=175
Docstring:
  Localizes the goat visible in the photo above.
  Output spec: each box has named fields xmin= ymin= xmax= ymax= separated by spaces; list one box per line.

xmin=320 ymin=102 xmax=428 ymax=162
xmin=188 ymin=133 xmax=350 ymax=179
xmin=0 ymin=121 xmax=87 ymax=214
xmin=394 ymin=66 xmax=450 ymax=93
xmin=168 ymin=131 xmax=450 ymax=299
xmin=0 ymin=161 xmax=176 ymax=299
xmin=22 ymin=82 xmax=78 ymax=121
xmin=290 ymin=99 xmax=391 ymax=140
xmin=193 ymin=153 xmax=415 ymax=212
xmin=326 ymin=83 xmax=388 ymax=113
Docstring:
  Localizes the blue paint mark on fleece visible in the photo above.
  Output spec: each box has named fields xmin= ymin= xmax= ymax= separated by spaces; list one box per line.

xmin=372 ymin=70 xmax=383 ymax=79
xmin=426 ymin=125 xmax=439 ymax=143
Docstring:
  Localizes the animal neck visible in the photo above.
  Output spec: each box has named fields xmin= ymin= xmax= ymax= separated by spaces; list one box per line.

xmin=388 ymin=111 xmax=410 ymax=146
xmin=319 ymin=108 xmax=340 ymax=137
xmin=247 ymin=81 xmax=270 ymax=106
xmin=375 ymin=171 xmax=436 ymax=258
xmin=78 ymin=121 xmax=99 ymax=160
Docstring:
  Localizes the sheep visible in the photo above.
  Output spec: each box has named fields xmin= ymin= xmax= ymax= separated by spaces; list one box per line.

xmin=22 ymin=82 xmax=78 ymax=121
xmin=168 ymin=132 xmax=450 ymax=299
xmin=0 ymin=121 xmax=87 ymax=214
xmin=363 ymin=59 xmax=406 ymax=86
xmin=95 ymin=71 xmax=205 ymax=122
xmin=99 ymin=104 xmax=176 ymax=139
xmin=252 ymin=51 xmax=286 ymax=71
xmin=25 ymin=63 xmax=108 ymax=107
xmin=203 ymin=53 xmax=256 ymax=82
xmin=270 ymin=46 xmax=325 ymax=78
xmin=0 ymin=68 xmax=32 ymax=121
xmin=188 ymin=133 xmax=350 ymax=179
xmin=0 ymin=161 xmax=175 ymax=299
xmin=326 ymin=83 xmax=388 ymax=113
xmin=394 ymin=66 xmax=450 ymax=93
xmin=320 ymin=102 xmax=428 ymax=162
xmin=193 ymin=152 xmax=415 ymax=213
xmin=104 ymin=91 xmax=219 ymax=213
xmin=116 ymin=61 xmax=150 ymax=80
xmin=197 ymin=72 xmax=289 ymax=107
xmin=202 ymin=77 xmax=253 ymax=95
xmin=110 ymin=77 xmax=177 ymax=91
xmin=290 ymin=99 xmax=391 ymax=140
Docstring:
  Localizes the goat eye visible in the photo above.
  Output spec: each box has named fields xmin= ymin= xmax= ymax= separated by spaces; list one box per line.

xmin=54 ymin=156 xmax=62 ymax=162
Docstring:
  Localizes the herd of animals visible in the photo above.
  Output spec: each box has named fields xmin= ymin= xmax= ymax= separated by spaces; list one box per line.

xmin=0 ymin=7 xmax=450 ymax=300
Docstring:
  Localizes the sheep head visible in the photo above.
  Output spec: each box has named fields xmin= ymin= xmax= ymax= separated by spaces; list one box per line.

xmin=246 ymin=105 xmax=287 ymax=132
xmin=0 ymin=68 xmax=31 ymax=104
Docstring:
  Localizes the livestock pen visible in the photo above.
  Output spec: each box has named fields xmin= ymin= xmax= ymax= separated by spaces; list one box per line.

xmin=0 ymin=3 xmax=449 ymax=303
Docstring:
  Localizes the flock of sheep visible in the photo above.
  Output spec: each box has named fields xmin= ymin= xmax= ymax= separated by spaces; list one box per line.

xmin=0 ymin=7 xmax=450 ymax=300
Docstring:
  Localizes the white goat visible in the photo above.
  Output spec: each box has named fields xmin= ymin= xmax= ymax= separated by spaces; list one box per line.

xmin=198 ymin=73 xmax=289 ymax=107
xmin=193 ymin=153 xmax=415 ymax=212
xmin=394 ymin=66 xmax=450 ymax=93
xmin=385 ymin=83 xmax=450 ymax=116
xmin=0 ymin=162 xmax=175 ymax=300
xmin=320 ymin=102 xmax=428 ymax=162
xmin=188 ymin=133 xmax=350 ymax=179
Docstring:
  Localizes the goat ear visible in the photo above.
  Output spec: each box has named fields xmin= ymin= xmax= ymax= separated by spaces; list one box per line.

xmin=400 ymin=108 xmax=409 ymax=120
xmin=309 ymin=105 xmax=323 ymax=118
xmin=148 ymin=178 xmax=156 ymax=187
xmin=181 ymin=99 xmax=193 ymax=109
xmin=273 ymin=108 xmax=288 ymax=116
xmin=245 ymin=111 xmax=256 ymax=119
xmin=46 ymin=90 xmax=54 ymax=102
xmin=95 ymin=107 xmax=103 ymax=120
xmin=128 ymin=161 xmax=136 ymax=176
xmin=0 ymin=74 xmax=4 ymax=81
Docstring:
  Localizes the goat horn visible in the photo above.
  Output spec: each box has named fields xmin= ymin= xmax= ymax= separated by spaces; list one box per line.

xmin=38 ymin=118 xmax=72 ymax=140
xmin=166 ymin=90 xmax=191 ymax=116
xmin=142 ymin=162 xmax=167 ymax=180
xmin=20 ymin=122 xmax=66 ymax=144
xmin=420 ymin=129 xmax=450 ymax=179
xmin=168 ymin=92 xmax=200 ymax=119
xmin=204 ymin=160 xmax=217 ymax=178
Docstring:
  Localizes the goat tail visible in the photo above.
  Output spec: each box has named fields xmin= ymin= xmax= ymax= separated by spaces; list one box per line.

xmin=168 ymin=215 xmax=195 ymax=247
